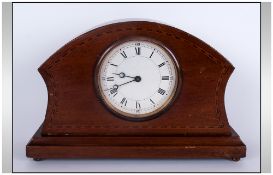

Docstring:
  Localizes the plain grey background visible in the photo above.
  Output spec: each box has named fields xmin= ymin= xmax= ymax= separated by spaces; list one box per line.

xmin=13 ymin=3 xmax=260 ymax=172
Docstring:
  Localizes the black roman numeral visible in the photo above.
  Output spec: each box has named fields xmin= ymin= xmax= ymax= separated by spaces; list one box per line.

xmin=110 ymin=88 xmax=117 ymax=95
xmin=158 ymin=62 xmax=166 ymax=68
xmin=102 ymin=77 xmax=106 ymax=81
xmin=120 ymin=97 xmax=127 ymax=106
xmin=136 ymin=101 xmax=141 ymax=109
xmin=120 ymin=51 xmax=127 ymax=58
xmin=135 ymin=47 xmax=141 ymax=55
xmin=110 ymin=63 xmax=118 ymax=67
xmin=107 ymin=77 xmax=114 ymax=81
xmin=158 ymin=88 xmax=166 ymax=95
xmin=149 ymin=49 xmax=155 ymax=58
xmin=162 ymin=76 xmax=169 ymax=80
xmin=150 ymin=99 xmax=155 ymax=104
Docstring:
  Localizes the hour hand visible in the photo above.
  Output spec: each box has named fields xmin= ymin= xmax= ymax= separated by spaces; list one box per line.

xmin=113 ymin=72 xmax=135 ymax=78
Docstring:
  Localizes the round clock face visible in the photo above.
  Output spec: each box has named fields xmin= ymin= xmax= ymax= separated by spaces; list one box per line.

xmin=96 ymin=39 xmax=180 ymax=120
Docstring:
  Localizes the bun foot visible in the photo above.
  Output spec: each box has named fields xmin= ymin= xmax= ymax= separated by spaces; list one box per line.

xmin=229 ymin=157 xmax=240 ymax=161
xmin=33 ymin=158 xmax=43 ymax=161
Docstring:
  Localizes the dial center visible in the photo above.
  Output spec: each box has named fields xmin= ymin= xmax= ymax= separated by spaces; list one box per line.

xmin=135 ymin=76 xmax=141 ymax=82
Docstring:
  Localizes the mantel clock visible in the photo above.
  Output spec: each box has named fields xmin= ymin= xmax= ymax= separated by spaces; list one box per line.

xmin=26 ymin=21 xmax=246 ymax=161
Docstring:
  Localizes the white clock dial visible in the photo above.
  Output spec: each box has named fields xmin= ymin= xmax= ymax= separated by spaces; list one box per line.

xmin=97 ymin=39 xmax=179 ymax=120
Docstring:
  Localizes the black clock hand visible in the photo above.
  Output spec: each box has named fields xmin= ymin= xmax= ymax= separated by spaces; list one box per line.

xmin=113 ymin=72 xmax=135 ymax=79
xmin=118 ymin=79 xmax=136 ymax=87
xmin=107 ymin=79 xmax=135 ymax=91
xmin=104 ymin=76 xmax=141 ymax=91
xmin=104 ymin=84 xmax=119 ymax=91
xmin=117 ymin=76 xmax=141 ymax=87
xmin=104 ymin=80 xmax=135 ymax=91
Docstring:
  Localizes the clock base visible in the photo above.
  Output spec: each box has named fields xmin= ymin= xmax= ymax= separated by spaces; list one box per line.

xmin=26 ymin=125 xmax=246 ymax=161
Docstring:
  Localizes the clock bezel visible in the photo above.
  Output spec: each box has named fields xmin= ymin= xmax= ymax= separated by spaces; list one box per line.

xmin=94 ymin=36 xmax=182 ymax=122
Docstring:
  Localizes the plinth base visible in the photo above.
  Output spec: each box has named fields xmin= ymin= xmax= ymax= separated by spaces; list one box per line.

xmin=26 ymin=125 xmax=246 ymax=161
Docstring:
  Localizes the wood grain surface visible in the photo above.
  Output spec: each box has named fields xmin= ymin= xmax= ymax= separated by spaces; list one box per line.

xmin=38 ymin=21 xmax=234 ymax=136
xmin=27 ymin=21 xmax=246 ymax=160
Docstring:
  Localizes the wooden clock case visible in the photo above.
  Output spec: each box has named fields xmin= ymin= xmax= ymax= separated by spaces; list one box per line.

xmin=26 ymin=21 xmax=246 ymax=161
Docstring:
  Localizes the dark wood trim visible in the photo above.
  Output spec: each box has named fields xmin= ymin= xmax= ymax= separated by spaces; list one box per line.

xmin=27 ymin=125 xmax=245 ymax=160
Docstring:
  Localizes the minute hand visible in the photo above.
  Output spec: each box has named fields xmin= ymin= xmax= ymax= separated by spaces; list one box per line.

xmin=117 ymin=79 xmax=136 ymax=87
xmin=105 ymin=77 xmax=140 ymax=91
